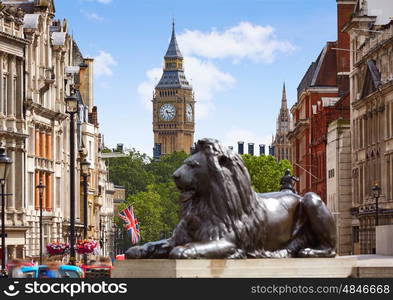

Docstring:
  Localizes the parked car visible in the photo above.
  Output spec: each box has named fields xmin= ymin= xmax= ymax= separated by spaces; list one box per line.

xmin=21 ymin=265 xmax=84 ymax=278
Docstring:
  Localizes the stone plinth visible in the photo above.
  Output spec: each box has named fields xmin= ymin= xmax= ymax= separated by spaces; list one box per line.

xmin=376 ymin=225 xmax=393 ymax=256
xmin=112 ymin=257 xmax=358 ymax=278
xmin=113 ymin=256 xmax=393 ymax=278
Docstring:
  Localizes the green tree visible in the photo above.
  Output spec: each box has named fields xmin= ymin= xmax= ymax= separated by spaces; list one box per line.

xmin=107 ymin=149 xmax=155 ymax=196
xmin=113 ymin=151 xmax=187 ymax=245
xmin=118 ymin=191 xmax=164 ymax=244
xmin=146 ymin=151 xmax=189 ymax=183
xmin=242 ymin=154 xmax=293 ymax=193
xmin=148 ymin=182 xmax=180 ymax=238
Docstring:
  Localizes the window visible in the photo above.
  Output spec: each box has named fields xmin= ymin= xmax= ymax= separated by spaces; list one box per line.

xmin=352 ymin=226 xmax=359 ymax=243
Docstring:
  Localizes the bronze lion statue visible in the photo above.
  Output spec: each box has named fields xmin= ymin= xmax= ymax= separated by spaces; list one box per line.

xmin=125 ymin=138 xmax=336 ymax=259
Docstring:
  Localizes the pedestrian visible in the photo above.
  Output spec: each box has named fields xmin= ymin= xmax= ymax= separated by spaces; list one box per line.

xmin=97 ymin=256 xmax=112 ymax=267
xmin=11 ymin=259 xmax=24 ymax=278
xmin=42 ymin=259 xmax=60 ymax=278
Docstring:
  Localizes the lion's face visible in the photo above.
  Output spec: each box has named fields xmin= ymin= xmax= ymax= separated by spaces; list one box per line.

xmin=172 ymin=150 xmax=210 ymax=203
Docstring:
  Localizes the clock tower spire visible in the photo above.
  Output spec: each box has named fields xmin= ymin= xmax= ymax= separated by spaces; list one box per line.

xmin=152 ymin=22 xmax=195 ymax=157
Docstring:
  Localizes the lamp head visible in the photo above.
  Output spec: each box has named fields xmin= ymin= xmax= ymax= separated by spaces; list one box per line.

xmin=65 ymin=93 xmax=78 ymax=114
xmin=36 ymin=180 xmax=46 ymax=197
xmin=0 ymin=145 xmax=13 ymax=182
xmin=372 ymin=183 xmax=381 ymax=198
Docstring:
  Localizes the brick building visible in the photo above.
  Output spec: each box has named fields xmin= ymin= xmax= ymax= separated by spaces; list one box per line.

xmin=345 ymin=0 xmax=393 ymax=254
xmin=288 ymin=0 xmax=354 ymax=199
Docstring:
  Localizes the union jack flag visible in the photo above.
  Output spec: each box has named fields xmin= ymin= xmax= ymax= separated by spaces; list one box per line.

xmin=119 ymin=206 xmax=140 ymax=245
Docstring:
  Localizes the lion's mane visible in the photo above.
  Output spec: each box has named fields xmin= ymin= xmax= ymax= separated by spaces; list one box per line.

xmin=175 ymin=138 xmax=266 ymax=253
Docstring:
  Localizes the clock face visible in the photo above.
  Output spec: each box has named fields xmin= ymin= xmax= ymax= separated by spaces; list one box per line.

xmin=159 ymin=103 xmax=176 ymax=121
xmin=186 ymin=104 xmax=193 ymax=122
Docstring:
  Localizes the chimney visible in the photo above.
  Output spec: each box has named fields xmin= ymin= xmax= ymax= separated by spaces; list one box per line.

xmin=259 ymin=144 xmax=265 ymax=156
xmin=116 ymin=143 xmax=124 ymax=153
xmin=269 ymin=145 xmax=275 ymax=156
xmin=248 ymin=143 xmax=254 ymax=156
xmin=238 ymin=141 xmax=244 ymax=155
xmin=88 ymin=106 xmax=98 ymax=126
xmin=336 ymin=0 xmax=356 ymax=93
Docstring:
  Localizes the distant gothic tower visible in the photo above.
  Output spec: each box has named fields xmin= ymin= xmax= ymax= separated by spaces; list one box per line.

xmin=153 ymin=22 xmax=195 ymax=157
xmin=271 ymin=83 xmax=292 ymax=161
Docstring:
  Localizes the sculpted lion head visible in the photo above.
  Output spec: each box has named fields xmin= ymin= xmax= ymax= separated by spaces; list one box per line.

xmin=172 ymin=138 xmax=264 ymax=250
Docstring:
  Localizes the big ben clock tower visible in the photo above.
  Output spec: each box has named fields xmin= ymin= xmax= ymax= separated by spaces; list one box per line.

xmin=153 ymin=21 xmax=195 ymax=156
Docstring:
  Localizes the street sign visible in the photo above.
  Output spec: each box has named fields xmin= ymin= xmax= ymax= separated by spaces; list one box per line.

xmin=0 ymin=234 xmax=7 ymax=238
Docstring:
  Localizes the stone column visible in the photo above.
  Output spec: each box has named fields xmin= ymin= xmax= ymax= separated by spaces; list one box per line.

xmin=6 ymin=145 xmax=15 ymax=209
xmin=35 ymin=129 xmax=40 ymax=157
xmin=15 ymin=148 xmax=23 ymax=210
xmin=0 ymin=53 xmax=3 ymax=117
xmin=45 ymin=173 xmax=52 ymax=212
xmin=40 ymin=131 xmax=46 ymax=159
xmin=46 ymin=133 xmax=52 ymax=160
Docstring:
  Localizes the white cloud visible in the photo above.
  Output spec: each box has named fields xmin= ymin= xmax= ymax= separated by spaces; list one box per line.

xmin=137 ymin=57 xmax=235 ymax=119
xmin=85 ymin=12 xmax=104 ymax=22
xmin=137 ymin=67 xmax=162 ymax=110
xmin=184 ymin=56 xmax=235 ymax=119
xmin=93 ymin=51 xmax=117 ymax=77
xmin=178 ymin=22 xmax=295 ymax=63
xmin=184 ymin=56 xmax=235 ymax=102
xmin=137 ymin=22 xmax=294 ymax=118
xmin=222 ymin=127 xmax=272 ymax=153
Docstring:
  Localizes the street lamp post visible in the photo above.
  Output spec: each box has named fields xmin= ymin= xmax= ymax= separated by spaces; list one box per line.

xmin=372 ymin=183 xmax=382 ymax=227
xmin=80 ymin=158 xmax=90 ymax=265
xmin=65 ymin=92 xmax=78 ymax=264
xmin=0 ymin=145 xmax=13 ymax=275
xmin=36 ymin=180 xmax=46 ymax=265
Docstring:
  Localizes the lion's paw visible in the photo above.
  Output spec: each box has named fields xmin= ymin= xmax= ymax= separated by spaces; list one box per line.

xmin=125 ymin=246 xmax=145 ymax=259
xmin=169 ymin=246 xmax=198 ymax=259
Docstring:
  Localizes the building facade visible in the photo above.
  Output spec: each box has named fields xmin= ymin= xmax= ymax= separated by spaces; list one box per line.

xmin=0 ymin=0 xmax=114 ymax=262
xmin=288 ymin=0 xmax=354 ymax=199
xmin=345 ymin=0 xmax=393 ymax=254
xmin=326 ymin=119 xmax=353 ymax=255
xmin=271 ymin=83 xmax=291 ymax=161
xmin=153 ymin=23 xmax=195 ymax=157
xmin=0 ymin=4 xmax=29 ymax=260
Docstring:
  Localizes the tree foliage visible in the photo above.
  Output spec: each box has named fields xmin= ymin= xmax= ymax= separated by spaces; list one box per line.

xmin=107 ymin=150 xmax=155 ymax=195
xmin=110 ymin=151 xmax=187 ymax=244
xmin=242 ymin=154 xmax=293 ymax=193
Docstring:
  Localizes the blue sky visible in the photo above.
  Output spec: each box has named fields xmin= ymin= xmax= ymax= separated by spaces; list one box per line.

xmin=55 ymin=0 xmax=337 ymax=155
